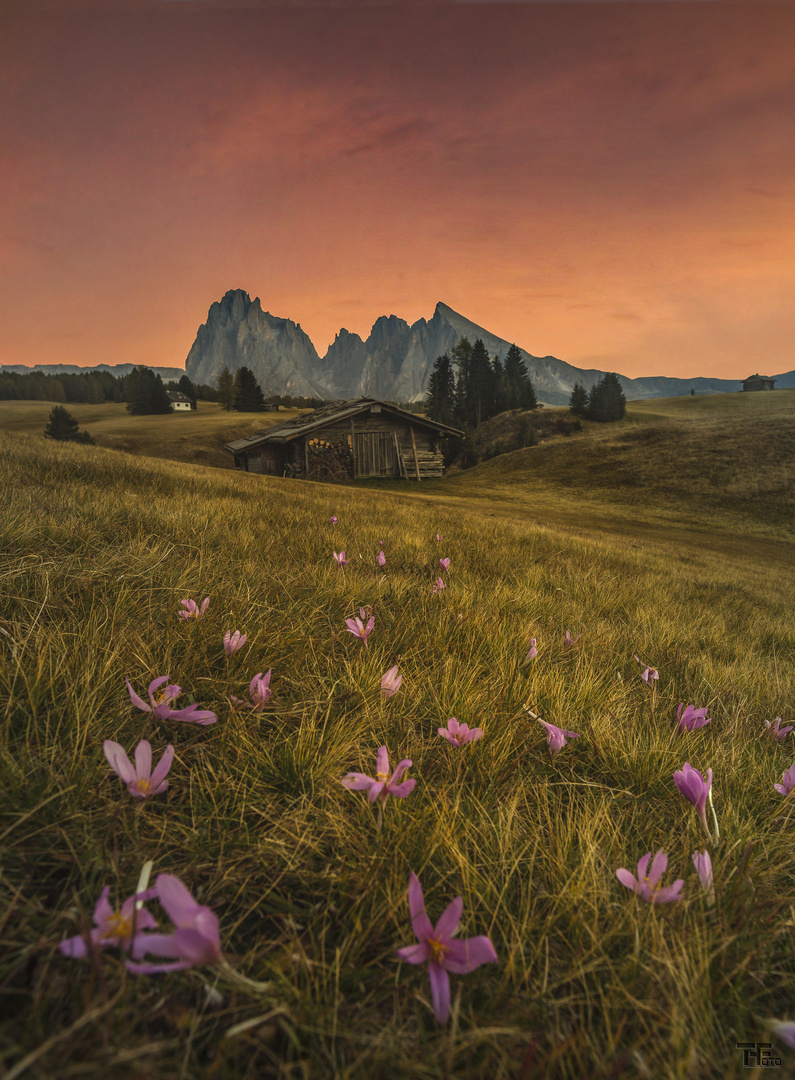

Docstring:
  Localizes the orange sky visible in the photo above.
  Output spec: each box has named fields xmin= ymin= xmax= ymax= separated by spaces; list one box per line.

xmin=2 ymin=1 xmax=794 ymax=379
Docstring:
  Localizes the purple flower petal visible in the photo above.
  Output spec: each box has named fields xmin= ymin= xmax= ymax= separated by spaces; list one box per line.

xmin=155 ymin=874 xmax=198 ymax=926
xmin=104 ymin=741 xmax=135 ymax=785
xmin=388 ymin=779 xmax=417 ymax=798
xmin=428 ymin=962 xmax=451 ymax=1023
xmin=340 ymin=773 xmax=376 ymax=792
xmin=395 ymin=942 xmax=430 ymax=965
xmin=125 ymin=678 xmax=150 ymax=713
xmin=149 ymin=744 xmax=175 ymax=791
xmin=408 ymin=872 xmax=434 ymax=942
xmin=444 ymin=936 xmax=499 ymax=974
xmin=134 ymin=739 xmax=152 ymax=779
xmin=647 ymin=850 xmax=668 ymax=887
xmin=615 ymin=868 xmax=637 ymax=892
xmin=390 ymin=758 xmax=413 ymax=785
xmin=434 ymin=896 xmax=463 ymax=941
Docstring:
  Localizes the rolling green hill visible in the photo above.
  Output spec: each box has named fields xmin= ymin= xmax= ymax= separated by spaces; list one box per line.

xmin=1 ymin=415 xmax=794 ymax=1078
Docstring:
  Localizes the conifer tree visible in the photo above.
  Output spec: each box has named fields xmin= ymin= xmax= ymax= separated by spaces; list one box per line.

xmin=124 ymin=366 xmax=172 ymax=415
xmin=233 ymin=366 xmax=266 ymax=412
xmin=178 ymin=374 xmax=197 ymax=408
xmin=452 ymin=337 xmax=474 ymax=428
xmin=587 ymin=372 xmax=627 ymax=423
xmin=470 ymin=339 xmax=496 ymax=427
xmin=43 ymin=405 xmax=95 ymax=444
xmin=569 ymin=382 xmax=590 ymax=417
xmin=217 ymin=367 xmax=235 ymax=411
xmin=492 ymin=355 xmax=508 ymax=414
xmin=425 ymin=353 xmax=457 ymax=426
xmin=504 ymin=344 xmax=538 ymax=410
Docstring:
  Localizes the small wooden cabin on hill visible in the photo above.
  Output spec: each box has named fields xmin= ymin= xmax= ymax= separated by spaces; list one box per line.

xmin=225 ymin=398 xmax=463 ymax=481
xmin=742 ymin=374 xmax=776 ymax=392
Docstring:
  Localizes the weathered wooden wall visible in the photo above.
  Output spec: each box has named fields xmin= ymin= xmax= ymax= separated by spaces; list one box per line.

xmin=235 ymin=411 xmax=446 ymax=479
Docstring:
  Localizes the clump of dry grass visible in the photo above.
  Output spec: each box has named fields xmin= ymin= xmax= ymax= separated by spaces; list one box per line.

xmin=1 ymin=430 xmax=794 ymax=1079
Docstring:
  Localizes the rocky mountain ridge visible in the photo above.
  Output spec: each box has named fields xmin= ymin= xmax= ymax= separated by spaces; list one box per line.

xmin=184 ymin=290 xmax=795 ymax=405
xmin=7 ymin=292 xmax=793 ymax=404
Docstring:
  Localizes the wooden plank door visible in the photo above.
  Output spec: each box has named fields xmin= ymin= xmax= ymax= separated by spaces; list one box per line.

xmin=353 ymin=432 xmax=398 ymax=477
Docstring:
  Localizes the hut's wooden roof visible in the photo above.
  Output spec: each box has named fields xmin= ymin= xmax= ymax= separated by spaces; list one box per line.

xmin=225 ymin=398 xmax=463 ymax=454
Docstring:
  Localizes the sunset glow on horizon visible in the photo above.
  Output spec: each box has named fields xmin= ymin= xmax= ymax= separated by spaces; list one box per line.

xmin=2 ymin=1 xmax=794 ymax=380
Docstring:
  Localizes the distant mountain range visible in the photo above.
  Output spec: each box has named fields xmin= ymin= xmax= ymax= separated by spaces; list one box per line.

xmin=0 ymin=362 xmax=185 ymax=381
xmin=5 ymin=292 xmax=793 ymax=405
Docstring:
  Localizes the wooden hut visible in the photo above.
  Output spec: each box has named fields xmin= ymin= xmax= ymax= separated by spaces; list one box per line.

xmin=742 ymin=374 xmax=776 ymax=392
xmin=225 ymin=398 xmax=463 ymax=481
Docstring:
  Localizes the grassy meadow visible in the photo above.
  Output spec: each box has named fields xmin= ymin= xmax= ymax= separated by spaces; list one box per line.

xmin=1 ymin=391 xmax=795 ymax=1079
xmin=0 ymin=401 xmax=302 ymax=470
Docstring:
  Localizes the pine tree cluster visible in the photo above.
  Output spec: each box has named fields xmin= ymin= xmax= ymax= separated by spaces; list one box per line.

xmin=568 ymin=373 xmax=627 ymax=423
xmin=0 ymin=369 xmax=123 ymax=404
xmin=425 ymin=339 xmax=538 ymax=430
xmin=124 ymin=366 xmax=173 ymax=415
xmin=216 ymin=366 xmax=268 ymax=412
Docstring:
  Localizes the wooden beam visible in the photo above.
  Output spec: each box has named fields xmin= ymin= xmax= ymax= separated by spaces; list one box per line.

xmin=393 ymin=431 xmax=404 ymax=478
xmin=304 ymin=439 xmax=309 ymax=477
xmin=410 ymin=426 xmax=421 ymax=482
xmin=351 ymin=419 xmax=357 ymax=478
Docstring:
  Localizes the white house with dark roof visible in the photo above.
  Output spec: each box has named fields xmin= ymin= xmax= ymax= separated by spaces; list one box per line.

xmin=167 ymin=390 xmax=194 ymax=411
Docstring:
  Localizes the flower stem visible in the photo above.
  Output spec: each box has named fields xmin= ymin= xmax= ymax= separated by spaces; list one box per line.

xmin=708 ymin=787 xmax=720 ymax=842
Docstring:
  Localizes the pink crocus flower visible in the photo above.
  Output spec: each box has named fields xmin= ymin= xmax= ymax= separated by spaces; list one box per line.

xmin=330 ymin=516 xmax=338 ymax=525
xmin=767 ymin=1020 xmax=795 ymax=1050
xmin=563 ymin=630 xmax=581 ymax=649
xmin=376 ymin=550 xmax=386 ymax=567
xmin=103 ymin=739 xmax=174 ymax=798
xmin=524 ymin=638 xmax=538 ymax=662
xmin=345 ymin=612 xmax=374 ymax=646
xmin=333 ymin=551 xmax=348 ymax=567
xmin=673 ymin=762 xmax=713 ymax=833
xmin=381 ymin=665 xmax=402 ymax=698
xmin=615 ymin=851 xmax=684 ymax=904
xmin=538 ymin=718 xmax=579 ymax=757
xmin=178 ymin=597 xmax=210 ymax=620
xmin=435 ymin=532 xmax=443 ymax=543
xmin=431 ymin=577 xmax=446 ymax=594
xmin=438 ymin=717 xmax=483 ymax=746
xmin=634 ymin=655 xmax=659 ymax=684
xmin=439 ymin=557 xmax=451 ymax=572
xmin=676 ymin=704 xmax=712 ymax=732
xmin=692 ymin=850 xmax=715 ymax=904
xmin=395 ymin=872 xmax=498 ymax=1024
xmin=231 ymin=671 xmax=272 ymax=712
xmin=773 ymin=763 xmax=795 ymax=797
xmin=126 ymin=676 xmax=217 ymax=725
xmin=59 ymin=885 xmax=157 ymax=959
xmin=127 ymin=873 xmax=222 ymax=975
xmin=340 ymin=745 xmax=416 ymax=803
xmin=223 ymin=630 xmax=247 ymax=656
xmin=765 ymin=717 xmax=793 ymax=740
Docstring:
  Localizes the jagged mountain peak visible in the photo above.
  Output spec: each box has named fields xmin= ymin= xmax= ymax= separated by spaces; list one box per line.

xmin=183 ymin=291 xmax=770 ymax=405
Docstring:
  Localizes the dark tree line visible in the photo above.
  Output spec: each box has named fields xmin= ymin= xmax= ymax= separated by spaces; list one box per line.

xmin=0 ymin=368 xmax=217 ymax=414
xmin=425 ymin=339 xmax=538 ymax=430
xmin=568 ymin=373 xmax=627 ymax=423
xmin=0 ymin=369 xmax=124 ymax=403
